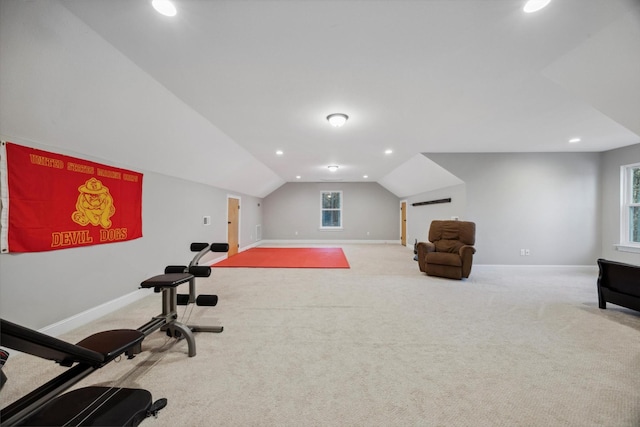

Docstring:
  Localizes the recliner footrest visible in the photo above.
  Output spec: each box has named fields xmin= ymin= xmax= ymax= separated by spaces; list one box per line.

xmin=425 ymin=252 xmax=462 ymax=267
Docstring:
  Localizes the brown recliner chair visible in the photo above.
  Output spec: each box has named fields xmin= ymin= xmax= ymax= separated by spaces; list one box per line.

xmin=416 ymin=220 xmax=476 ymax=280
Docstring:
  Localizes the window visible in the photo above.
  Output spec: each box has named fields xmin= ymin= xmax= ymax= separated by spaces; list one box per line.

xmin=621 ymin=163 xmax=640 ymax=247
xmin=320 ymin=191 xmax=342 ymax=229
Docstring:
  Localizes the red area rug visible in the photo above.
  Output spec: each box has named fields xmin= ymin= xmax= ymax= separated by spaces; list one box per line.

xmin=211 ymin=247 xmax=350 ymax=269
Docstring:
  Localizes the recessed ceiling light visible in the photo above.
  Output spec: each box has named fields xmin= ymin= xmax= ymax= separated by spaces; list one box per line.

xmin=326 ymin=113 xmax=348 ymax=127
xmin=569 ymin=137 xmax=581 ymax=143
xmin=296 ymin=175 xmax=301 ymax=179
xmin=523 ymin=0 xmax=551 ymax=13
xmin=152 ymin=0 xmax=177 ymax=16
xmin=384 ymin=149 xmax=393 ymax=155
xmin=363 ymin=175 xmax=368 ymax=179
xmin=276 ymin=150 xmax=284 ymax=155
xmin=328 ymin=165 xmax=339 ymax=172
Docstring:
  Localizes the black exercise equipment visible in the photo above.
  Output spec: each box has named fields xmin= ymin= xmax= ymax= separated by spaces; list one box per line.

xmin=0 ymin=318 xmax=165 ymax=426
xmin=137 ymin=243 xmax=227 ymax=357
xmin=165 ymin=242 xmax=229 ymax=307
xmin=137 ymin=272 xmax=200 ymax=357
xmin=0 ymin=348 xmax=8 ymax=390
xmin=17 ymin=387 xmax=167 ymax=427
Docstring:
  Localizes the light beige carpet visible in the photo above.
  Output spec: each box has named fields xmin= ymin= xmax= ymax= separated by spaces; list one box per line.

xmin=1 ymin=244 xmax=639 ymax=426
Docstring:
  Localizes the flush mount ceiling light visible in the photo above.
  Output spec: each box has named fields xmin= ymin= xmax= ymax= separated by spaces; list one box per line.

xmin=569 ymin=137 xmax=581 ymax=143
xmin=328 ymin=165 xmax=339 ymax=172
xmin=152 ymin=0 xmax=177 ymax=16
xmin=384 ymin=149 xmax=393 ymax=155
xmin=276 ymin=150 xmax=284 ymax=156
xmin=523 ymin=0 xmax=551 ymax=13
xmin=327 ymin=113 xmax=348 ymax=127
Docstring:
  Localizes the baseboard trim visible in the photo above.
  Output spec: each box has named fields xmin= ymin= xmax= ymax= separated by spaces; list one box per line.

xmin=474 ymin=264 xmax=598 ymax=269
xmin=258 ymin=239 xmax=401 ymax=245
xmin=200 ymin=241 xmax=262 ymax=265
xmin=39 ymin=289 xmax=149 ymax=337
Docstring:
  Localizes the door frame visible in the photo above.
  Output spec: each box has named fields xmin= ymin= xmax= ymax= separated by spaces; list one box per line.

xmin=227 ymin=195 xmax=241 ymax=256
xmin=400 ymin=200 xmax=407 ymax=246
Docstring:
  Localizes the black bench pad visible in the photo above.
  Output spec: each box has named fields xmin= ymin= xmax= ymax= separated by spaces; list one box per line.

xmin=76 ymin=330 xmax=144 ymax=364
xmin=140 ymin=273 xmax=193 ymax=292
xmin=19 ymin=386 xmax=154 ymax=426
xmin=1 ymin=319 xmax=145 ymax=368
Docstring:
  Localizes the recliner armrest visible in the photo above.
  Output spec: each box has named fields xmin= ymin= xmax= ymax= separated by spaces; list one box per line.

xmin=459 ymin=245 xmax=476 ymax=256
xmin=459 ymin=245 xmax=476 ymax=278
xmin=415 ymin=242 xmax=435 ymax=273
xmin=417 ymin=242 xmax=435 ymax=253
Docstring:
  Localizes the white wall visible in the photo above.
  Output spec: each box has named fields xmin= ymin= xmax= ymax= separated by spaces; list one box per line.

xmin=0 ymin=0 xmax=283 ymax=198
xmin=406 ymin=184 xmax=467 ymax=248
xmin=0 ymin=1 xmax=264 ymax=329
xmin=600 ymin=143 xmax=640 ymax=263
xmin=263 ymin=182 xmax=400 ymax=241
xmin=425 ymin=153 xmax=601 ymax=265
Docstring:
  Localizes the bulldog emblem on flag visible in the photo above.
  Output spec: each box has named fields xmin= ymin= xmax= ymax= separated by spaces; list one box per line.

xmin=72 ymin=177 xmax=116 ymax=229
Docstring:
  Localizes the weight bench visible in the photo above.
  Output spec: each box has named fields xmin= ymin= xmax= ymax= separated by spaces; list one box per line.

xmin=136 ymin=243 xmax=227 ymax=358
xmin=165 ymin=242 xmax=229 ymax=308
xmin=0 ymin=318 xmax=165 ymax=426
xmin=137 ymin=273 xmax=198 ymax=358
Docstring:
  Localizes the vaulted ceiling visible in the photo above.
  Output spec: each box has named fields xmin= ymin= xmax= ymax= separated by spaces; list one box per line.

xmin=59 ymin=0 xmax=640 ymax=197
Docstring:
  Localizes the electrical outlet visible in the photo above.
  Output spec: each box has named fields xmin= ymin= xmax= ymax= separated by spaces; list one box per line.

xmin=525 ymin=249 xmax=530 ymax=256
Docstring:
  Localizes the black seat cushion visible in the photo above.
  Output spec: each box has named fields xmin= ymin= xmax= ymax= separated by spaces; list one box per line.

xmin=76 ymin=330 xmax=145 ymax=364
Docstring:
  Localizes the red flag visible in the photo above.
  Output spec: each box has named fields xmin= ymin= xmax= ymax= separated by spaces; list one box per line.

xmin=1 ymin=141 xmax=143 ymax=253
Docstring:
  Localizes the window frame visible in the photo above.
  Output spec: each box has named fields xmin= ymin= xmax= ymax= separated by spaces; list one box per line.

xmin=319 ymin=190 xmax=343 ymax=230
xmin=619 ymin=162 xmax=640 ymax=252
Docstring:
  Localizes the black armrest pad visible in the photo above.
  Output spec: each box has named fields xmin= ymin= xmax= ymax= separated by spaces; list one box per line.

xmin=1 ymin=319 xmax=104 ymax=366
xmin=76 ymin=330 xmax=144 ymax=364
xmin=598 ymin=258 xmax=640 ymax=295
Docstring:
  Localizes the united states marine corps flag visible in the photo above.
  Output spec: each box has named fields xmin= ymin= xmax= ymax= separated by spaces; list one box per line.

xmin=0 ymin=141 xmax=143 ymax=253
